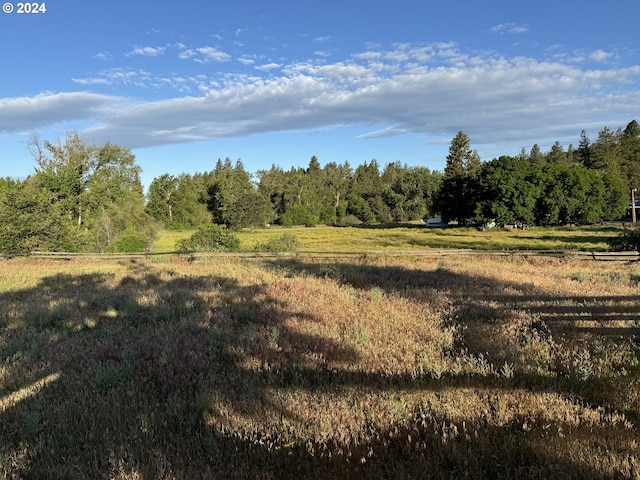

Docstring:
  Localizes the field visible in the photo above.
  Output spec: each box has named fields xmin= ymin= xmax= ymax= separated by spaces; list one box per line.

xmin=1 ymin=250 xmax=639 ymax=479
xmin=152 ymin=224 xmax=619 ymax=253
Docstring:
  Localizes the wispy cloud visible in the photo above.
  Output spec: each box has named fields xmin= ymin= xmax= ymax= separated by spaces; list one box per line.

xmin=72 ymin=68 xmax=154 ymax=87
xmin=356 ymin=126 xmax=409 ymax=139
xmin=92 ymin=52 xmax=113 ymax=61
xmin=125 ymin=45 xmax=167 ymax=57
xmin=237 ymin=56 xmax=256 ymax=66
xmin=491 ymin=23 xmax=530 ymax=34
xmin=4 ymin=43 xmax=640 ymax=152
xmin=255 ymin=63 xmax=281 ymax=71
xmin=178 ymin=46 xmax=231 ymax=63
xmin=72 ymin=69 xmax=213 ymax=94
xmin=589 ymin=49 xmax=615 ymax=62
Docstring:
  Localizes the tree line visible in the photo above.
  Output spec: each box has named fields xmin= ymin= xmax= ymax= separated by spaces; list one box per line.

xmin=1 ymin=120 xmax=638 ymax=254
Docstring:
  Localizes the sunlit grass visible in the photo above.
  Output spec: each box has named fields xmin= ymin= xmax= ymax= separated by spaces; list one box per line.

xmin=152 ymin=229 xmax=193 ymax=252
xmin=152 ymin=224 xmax=617 ymax=253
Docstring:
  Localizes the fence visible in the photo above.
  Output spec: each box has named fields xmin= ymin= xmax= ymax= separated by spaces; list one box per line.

xmin=20 ymin=249 xmax=640 ymax=261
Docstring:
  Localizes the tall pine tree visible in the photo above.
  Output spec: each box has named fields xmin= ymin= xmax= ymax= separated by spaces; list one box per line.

xmin=435 ymin=131 xmax=480 ymax=225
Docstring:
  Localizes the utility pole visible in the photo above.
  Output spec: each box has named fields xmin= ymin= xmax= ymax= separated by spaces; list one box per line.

xmin=632 ymin=188 xmax=637 ymax=225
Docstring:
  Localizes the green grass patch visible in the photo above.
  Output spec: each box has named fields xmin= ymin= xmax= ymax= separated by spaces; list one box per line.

xmin=167 ymin=224 xmax=617 ymax=253
xmin=152 ymin=229 xmax=194 ymax=252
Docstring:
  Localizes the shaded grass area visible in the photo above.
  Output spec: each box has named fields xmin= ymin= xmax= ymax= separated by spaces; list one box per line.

xmin=1 ymin=255 xmax=639 ymax=478
xmin=153 ymin=225 xmax=617 ymax=254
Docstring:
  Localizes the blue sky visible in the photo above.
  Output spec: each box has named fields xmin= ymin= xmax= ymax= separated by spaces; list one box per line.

xmin=1 ymin=0 xmax=639 ymax=189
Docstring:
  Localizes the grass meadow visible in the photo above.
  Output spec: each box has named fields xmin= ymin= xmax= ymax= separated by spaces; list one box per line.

xmin=152 ymin=224 xmax=618 ymax=254
xmin=1 ymin=251 xmax=639 ymax=479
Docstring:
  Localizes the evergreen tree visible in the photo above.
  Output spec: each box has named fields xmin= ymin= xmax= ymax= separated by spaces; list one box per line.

xmin=576 ymin=130 xmax=591 ymax=167
xmin=546 ymin=141 xmax=567 ymax=165
xmin=206 ymin=159 xmax=270 ymax=229
xmin=348 ymin=160 xmax=389 ymax=223
xmin=589 ymin=127 xmax=621 ymax=173
xmin=435 ymin=131 xmax=480 ymax=225
xmin=529 ymin=144 xmax=545 ymax=167
xmin=620 ymin=119 xmax=640 ymax=189
xmin=0 ymin=177 xmax=69 ymax=254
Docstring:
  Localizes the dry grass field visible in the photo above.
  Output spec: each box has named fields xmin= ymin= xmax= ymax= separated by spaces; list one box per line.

xmin=1 ymin=253 xmax=639 ymax=478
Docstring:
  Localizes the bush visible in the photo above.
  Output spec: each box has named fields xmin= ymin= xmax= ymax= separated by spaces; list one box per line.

xmin=280 ymin=204 xmax=318 ymax=227
xmin=607 ymin=228 xmax=640 ymax=252
xmin=176 ymin=224 xmax=240 ymax=253
xmin=338 ymin=214 xmax=363 ymax=227
xmin=253 ymin=233 xmax=301 ymax=252
xmin=105 ymin=231 xmax=151 ymax=253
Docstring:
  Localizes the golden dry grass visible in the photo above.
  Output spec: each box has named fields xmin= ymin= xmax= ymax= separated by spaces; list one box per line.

xmin=0 ymin=254 xmax=638 ymax=479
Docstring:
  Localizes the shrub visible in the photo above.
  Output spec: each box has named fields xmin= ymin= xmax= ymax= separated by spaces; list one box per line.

xmin=105 ymin=230 xmax=151 ymax=253
xmin=607 ymin=228 xmax=640 ymax=252
xmin=253 ymin=233 xmax=300 ymax=252
xmin=279 ymin=204 xmax=318 ymax=227
xmin=338 ymin=214 xmax=363 ymax=227
xmin=176 ymin=224 xmax=240 ymax=253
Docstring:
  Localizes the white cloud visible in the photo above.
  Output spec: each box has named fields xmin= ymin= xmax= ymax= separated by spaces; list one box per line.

xmin=72 ymin=68 xmax=209 ymax=92
xmin=491 ymin=23 xmax=530 ymax=34
xmin=72 ymin=68 xmax=154 ymax=87
xmin=126 ymin=45 xmax=166 ymax=57
xmin=92 ymin=52 xmax=113 ymax=61
xmin=356 ymin=126 xmax=409 ymax=139
xmin=255 ymin=63 xmax=281 ymax=71
xmin=237 ymin=56 xmax=256 ymax=66
xmin=178 ymin=46 xmax=231 ymax=63
xmin=4 ymin=43 xmax=640 ymax=152
xmin=0 ymin=92 xmax=114 ymax=132
xmin=589 ymin=49 xmax=615 ymax=62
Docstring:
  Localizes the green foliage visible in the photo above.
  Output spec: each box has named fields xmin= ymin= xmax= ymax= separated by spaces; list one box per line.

xmin=206 ymin=158 xmax=271 ymax=229
xmin=535 ymin=165 xmax=605 ymax=225
xmin=280 ymin=204 xmax=318 ymax=226
xmin=146 ymin=173 xmax=178 ymax=225
xmin=0 ymin=177 xmax=74 ymax=254
xmin=1 ymin=132 xmax=157 ymax=253
xmin=620 ymin=120 xmax=640 ymax=190
xmin=477 ymin=156 xmax=540 ymax=225
xmin=4 ymin=120 xmax=637 ymax=257
xmin=252 ymin=232 xmax=301 ymax=252
xmin=607 ymin=228 xmax=640 ymax=252
xmin=176 ymin=223 xmax=241 ymax=252
xmin=434 ymin=131 xmax=482 ymax=225
xmin=105 ymin=229 xmax=151 ymax=253
xmin=601 ymin=171 xmax=629 ymax=220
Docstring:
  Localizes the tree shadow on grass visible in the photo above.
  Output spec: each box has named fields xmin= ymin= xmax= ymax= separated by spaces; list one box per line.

xmin=0 ymin=258 xmax=637 ymax=478
xmin=272 ymin=257 xmax=640 ymax=411
xmin=352 ymin=222 xmax=426 ymax=229
xmin=272 ymin=257 xmax=640 ymax=335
